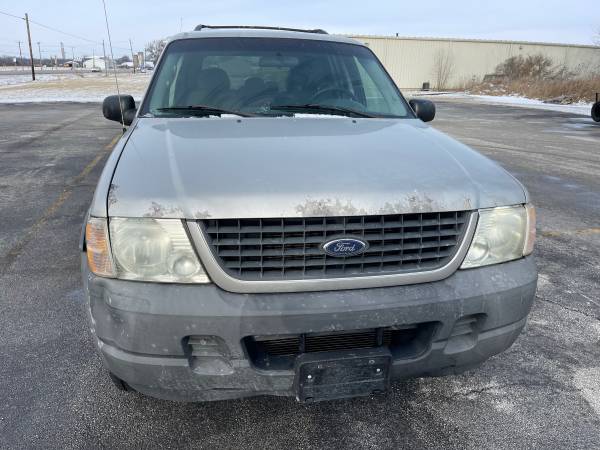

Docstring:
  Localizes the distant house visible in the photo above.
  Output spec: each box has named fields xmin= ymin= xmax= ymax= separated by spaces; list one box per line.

xmin=63 ymin=61 xmax=80 ymax=68
xmin=118 ymin=61 xmax=134 ymax=69
xmin=83 ymin=56 xmax=107 ymax=70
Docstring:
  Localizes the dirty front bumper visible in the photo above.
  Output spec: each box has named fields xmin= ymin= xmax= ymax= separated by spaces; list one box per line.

xmin=82 ymin=256 xmax=537 ymax=402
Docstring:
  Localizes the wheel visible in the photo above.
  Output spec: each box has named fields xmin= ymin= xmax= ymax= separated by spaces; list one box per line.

xmin=592 ymin=102 xmax=600 ymax=122
xmin=108 ymin=372 xmax=134 ymax=392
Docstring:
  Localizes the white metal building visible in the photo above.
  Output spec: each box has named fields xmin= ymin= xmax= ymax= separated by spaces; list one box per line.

xmin=348 ymin=35 xmax=600 ymax=89
xmin=83 ymin=56 xmax=106 ymax=70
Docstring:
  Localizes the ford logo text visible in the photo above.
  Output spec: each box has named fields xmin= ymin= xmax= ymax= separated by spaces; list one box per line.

xmin=322 ymin=238 xmax=369 ymax=257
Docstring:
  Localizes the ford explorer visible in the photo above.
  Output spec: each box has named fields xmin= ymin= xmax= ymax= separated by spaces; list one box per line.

xmin=81 ymin=25 xmax=537 ymax=402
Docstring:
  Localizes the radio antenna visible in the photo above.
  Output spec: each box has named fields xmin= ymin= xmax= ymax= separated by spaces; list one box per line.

xmin=101 ymin=0 xmax=126 ymax=133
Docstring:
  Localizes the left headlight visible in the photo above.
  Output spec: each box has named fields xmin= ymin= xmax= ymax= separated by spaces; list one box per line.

xmin=461 ymin=204 xmax=536 ymax=269
xmin=109 ymin=217 xmax=210 ymax=283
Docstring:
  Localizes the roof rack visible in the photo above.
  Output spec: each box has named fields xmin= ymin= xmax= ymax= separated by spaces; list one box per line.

xmin=194 ymin=24 xmax=328 ymax=34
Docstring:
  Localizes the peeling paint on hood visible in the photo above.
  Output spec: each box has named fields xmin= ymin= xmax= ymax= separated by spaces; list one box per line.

xmin=107 ymin=116 xmax=527 ymax=219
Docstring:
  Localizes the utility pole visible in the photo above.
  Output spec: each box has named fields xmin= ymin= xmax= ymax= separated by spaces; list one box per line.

xmin=92 ymin=47 xmax=95 ymax=69
xmin=17 ymin=41 xmax=23 ymax=70
xmin=37 ymin=41 xmax=42 ymax=68
xmin=129 ymin=38 xmax=135 ymax=74
xmin=102 ymin=40 xmax=108 ymax=76
xmin=25 ymin=13 xmax=35 ymax=80
xmin=71 ymin=47 xmax=75 ymax=70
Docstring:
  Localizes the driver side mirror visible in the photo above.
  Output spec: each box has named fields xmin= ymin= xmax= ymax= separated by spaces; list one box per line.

xmin=102 ymin=95 xmax=137 ymax=126
xmin=409 ymin=99 xmax=435 ymax=122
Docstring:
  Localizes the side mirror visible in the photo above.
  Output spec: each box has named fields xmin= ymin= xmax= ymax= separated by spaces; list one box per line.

xmin=102 ymin=95 xmax=136 ymax=126
xmin=409 ymin=99 xmax=435 ymax=122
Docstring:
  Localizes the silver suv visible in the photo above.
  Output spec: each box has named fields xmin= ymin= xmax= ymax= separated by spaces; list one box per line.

xmin=82 ymin=26 xmax=537 ymax=403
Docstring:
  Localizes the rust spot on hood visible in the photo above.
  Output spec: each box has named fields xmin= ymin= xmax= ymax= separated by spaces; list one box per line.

xmin=108 ymin=184 xmax=119 ymax=206
xmin=295 ymin=198 xmax=367 ymax=217
xmin=143 ymin=202 xmax=184 ymax=218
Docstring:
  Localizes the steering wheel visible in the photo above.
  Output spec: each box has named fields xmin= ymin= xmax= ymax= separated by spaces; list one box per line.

xmin=309 ymin=87 xmax=357 ymax=103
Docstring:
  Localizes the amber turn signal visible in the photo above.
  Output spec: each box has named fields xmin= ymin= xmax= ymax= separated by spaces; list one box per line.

xmin=85 ymin=217 xmax=116 ymax=277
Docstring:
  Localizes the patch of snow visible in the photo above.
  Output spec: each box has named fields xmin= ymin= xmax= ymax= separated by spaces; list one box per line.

xmin=290 ymin=114 xmax=355 ymax=119
xmin=415 ymin=91 xmax=593 ymax=116
xmin=0 ymin=72 xmax=149 ymax=103
xmin=0 ymin=73 xmax=73 ymax=87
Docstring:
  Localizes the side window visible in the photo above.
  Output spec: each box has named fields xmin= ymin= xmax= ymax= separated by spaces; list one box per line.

xmin=354 ymin=57 xmax=390 ymax=112
xmin=168 ymin=54 xmax=183 ymax=105
xmin=148 ymin=51 xmax=184 ymax=110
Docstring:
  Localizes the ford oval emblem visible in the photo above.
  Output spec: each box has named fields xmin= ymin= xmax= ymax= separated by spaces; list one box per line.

xmin=322 ymin=237 xmax=369 ymax=257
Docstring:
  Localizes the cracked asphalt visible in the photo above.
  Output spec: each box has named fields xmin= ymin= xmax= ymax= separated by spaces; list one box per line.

xmin=0 ymin=101 xmax=599 ymax=449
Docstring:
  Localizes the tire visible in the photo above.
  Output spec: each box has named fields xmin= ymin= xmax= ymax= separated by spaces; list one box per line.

xmin=108 ymin=372 xmax=134 ymax=392
xmin=592 ymin=102 xmax=600 ymax=122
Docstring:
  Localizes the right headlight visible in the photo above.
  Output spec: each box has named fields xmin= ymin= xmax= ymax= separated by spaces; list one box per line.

xmin=109 ymin=217 xmax=210 ymax=283
xmin=461 ymin=204 xmax=535 ymax=269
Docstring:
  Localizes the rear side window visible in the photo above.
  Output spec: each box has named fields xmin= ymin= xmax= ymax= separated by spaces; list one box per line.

xmin=143 ymin=37 xmax=410 ymax=118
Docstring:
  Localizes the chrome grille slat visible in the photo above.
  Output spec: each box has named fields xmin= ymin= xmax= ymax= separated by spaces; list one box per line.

xmin=199 ymin=211 xmax=469 ymax=280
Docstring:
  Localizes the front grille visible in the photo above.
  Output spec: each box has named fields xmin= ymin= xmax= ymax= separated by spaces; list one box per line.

xmin=199 ymin=211 xmax=469 ymax=280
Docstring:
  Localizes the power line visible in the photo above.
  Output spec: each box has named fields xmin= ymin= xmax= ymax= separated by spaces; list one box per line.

xmin=0 ymin=10 xmax=24 ymax=20
xmin=1 ymin=9 xmax=138 ymax=54
xmin=1 ymin=9 xmax=127 ymax=49
xmin=27 ymin=17 xmax=101 ymax=45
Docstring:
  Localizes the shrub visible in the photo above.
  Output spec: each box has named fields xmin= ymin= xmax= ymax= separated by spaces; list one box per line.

xmin=496 ymin=54 xmax=553 ymax=80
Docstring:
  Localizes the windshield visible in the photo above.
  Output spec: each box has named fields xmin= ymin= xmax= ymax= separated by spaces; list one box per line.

xmin=141 ymin=37 xmax=411 ymax=118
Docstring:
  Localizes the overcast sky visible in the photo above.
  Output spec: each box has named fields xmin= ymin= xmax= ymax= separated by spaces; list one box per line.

xmin=1 ymin=0 xmax=599 ymax=58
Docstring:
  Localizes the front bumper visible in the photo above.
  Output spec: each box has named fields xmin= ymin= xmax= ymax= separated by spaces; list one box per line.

xmin=82 ymin=256 xmax=537 ymax=402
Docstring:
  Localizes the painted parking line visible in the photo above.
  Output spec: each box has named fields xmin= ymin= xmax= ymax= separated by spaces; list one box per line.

xmin=540 ymin=228 xmax=600 ymax=237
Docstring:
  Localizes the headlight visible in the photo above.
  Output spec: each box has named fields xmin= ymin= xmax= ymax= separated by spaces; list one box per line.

xmin=108 ymin=217 xmax=210 ymax=283
xmin=461 ymin=204 xmax=535 ymax=269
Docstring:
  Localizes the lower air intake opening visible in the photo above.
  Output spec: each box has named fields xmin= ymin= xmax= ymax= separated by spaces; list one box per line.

xmin=244 ymin=323 xmax=437 ymax=370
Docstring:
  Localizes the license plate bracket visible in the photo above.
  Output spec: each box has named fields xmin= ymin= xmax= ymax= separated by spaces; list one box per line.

xmin=294 ymin=348 xmax=392 ymax=403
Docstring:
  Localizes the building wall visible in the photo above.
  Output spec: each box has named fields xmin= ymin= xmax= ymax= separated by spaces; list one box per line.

xmin=348 ymin=35 xmax=600 ymax=89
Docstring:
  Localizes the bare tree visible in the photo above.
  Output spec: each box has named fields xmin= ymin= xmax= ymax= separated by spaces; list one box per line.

xmin=145 ymin=39 xmax=167 ymax=63
xmin=594 ymin=27 xmax=600 ymax=45
xmin=432 ymin=48 xmax=455 ymax=90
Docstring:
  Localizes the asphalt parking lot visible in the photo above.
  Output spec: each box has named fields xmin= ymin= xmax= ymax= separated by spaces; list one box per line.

xmin=0 ymin=100 xmax=599 ymax=449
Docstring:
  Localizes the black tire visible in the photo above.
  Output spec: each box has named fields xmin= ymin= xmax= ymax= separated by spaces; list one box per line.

xmin=108 ymin=372 xmax=134 ymax=392
xmin=592 ymin=102 xmax=600 ymax=122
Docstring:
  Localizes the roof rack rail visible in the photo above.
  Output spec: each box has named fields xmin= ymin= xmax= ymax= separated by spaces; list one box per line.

xmin=194 ymin=24 xmax=328 ymax=34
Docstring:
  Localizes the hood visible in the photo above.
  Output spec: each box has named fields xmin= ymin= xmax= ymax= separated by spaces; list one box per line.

xmin=108 ymin=117 xmax=527 ymax=219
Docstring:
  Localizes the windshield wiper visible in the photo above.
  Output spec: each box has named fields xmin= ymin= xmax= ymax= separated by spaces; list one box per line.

xmin=156 ymin=105 xmax=254 ymax=117
xmin=269 ymin=103 xmax=376 ymax=118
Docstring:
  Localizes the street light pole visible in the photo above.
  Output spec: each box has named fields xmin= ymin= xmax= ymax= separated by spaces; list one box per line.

xmin=102 ymin=39 xmax=108 ymax=76
xmin=17 ymin=41 xmax=23 ymax=70
xmin=37 ymin=41 xmax=42 ymax=68
xmin=129 ymin=38 xmax=135 ymax=74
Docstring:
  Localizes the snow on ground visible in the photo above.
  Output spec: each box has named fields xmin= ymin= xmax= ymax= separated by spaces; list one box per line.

xmin=0 ymin=73 xmax=72 ymax=87
xmin=0 ymin=72 xmax=150 ymax=103
xmin=410 ymin=91 xmax=594 ymax=116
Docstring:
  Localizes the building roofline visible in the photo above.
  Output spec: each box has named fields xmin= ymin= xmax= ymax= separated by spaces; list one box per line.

xmin=347 ymin=34 xmax=600 ymax=50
